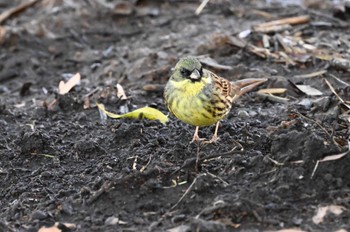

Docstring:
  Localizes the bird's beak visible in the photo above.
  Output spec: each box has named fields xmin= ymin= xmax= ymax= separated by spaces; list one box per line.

xmin=190 ymin=69 xmax=201 ymax=81
xmin=232 ymin=78 xmax=268 ymax=98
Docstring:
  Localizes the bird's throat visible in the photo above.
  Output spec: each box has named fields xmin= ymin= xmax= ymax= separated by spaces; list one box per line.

xmin=172 ymin=78 xmax=210 ymax=97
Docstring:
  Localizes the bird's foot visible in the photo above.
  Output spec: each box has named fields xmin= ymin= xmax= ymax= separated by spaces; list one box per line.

xmin=190 ymin=134 xmax=206 ymax=144
xmin=203 ymin=134 xmax=220 ymax=144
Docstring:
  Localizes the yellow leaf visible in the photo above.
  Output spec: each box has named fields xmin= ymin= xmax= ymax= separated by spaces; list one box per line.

xmin=96 ymin=102 xmax=168 ymax=125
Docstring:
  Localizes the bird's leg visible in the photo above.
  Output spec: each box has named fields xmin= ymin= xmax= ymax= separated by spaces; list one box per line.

xmin=205 ymin=121 xmax=220 ymax=144
xmin=190 ymin=126 xmax=206 ymax=143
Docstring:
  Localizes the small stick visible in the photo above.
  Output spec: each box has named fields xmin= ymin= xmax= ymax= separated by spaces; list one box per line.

xmin=170 ymin=173 xmax=206 ymax=210
xmin=254 ymin=15 xmax=310 ymax=29
xmin=324 ymin=79 xmax=350 ymax=109
xmin=256 ymin=92 xmax=289 ymax=104
xmin=294 ymin=70 xmax=327 ymax=79
xmin=0 ymin=0 xmax=39 ymax=24
xmin=195 ymin=0 xmax=210 ymax=15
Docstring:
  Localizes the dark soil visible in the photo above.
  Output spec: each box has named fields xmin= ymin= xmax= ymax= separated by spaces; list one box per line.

xmin=0 ymin=1 xmax=349 ymax=231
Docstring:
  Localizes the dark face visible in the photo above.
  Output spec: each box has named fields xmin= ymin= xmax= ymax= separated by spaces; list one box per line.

xmin=172 ymin=57 xmax=203 ymax=82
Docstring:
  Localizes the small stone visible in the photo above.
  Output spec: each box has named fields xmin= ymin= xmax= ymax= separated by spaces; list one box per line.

xmin=105 ymin=216 xmax=127 ymax=225
xmin=31 ymin=210 xmax=48 ymax=220
xmin=297 ymin=98 xmax=312 ymax=110
xmin=237 ymin=110 xmax=249 ymax=118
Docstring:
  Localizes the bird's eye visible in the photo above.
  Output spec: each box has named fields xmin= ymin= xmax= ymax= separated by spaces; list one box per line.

xmin=180 ymin=68 xmax=191 ymax=77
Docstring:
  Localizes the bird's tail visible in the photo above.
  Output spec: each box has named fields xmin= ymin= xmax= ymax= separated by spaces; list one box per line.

xmin=230 ymin=78 xmax=267 ymax=101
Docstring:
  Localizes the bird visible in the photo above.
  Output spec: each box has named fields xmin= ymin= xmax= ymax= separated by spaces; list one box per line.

xmin=164 ymin=56 xmax=267 ymax=143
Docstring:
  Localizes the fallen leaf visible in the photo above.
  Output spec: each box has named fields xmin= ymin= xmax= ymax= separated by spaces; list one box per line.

xmin=38 ymin=225 xmax=61 ymax=232
xmin=198 ymin=57 xmax=232 ymax=70
xmin=116 ymin=83 xmax=127 ymax=100
xmin=318 ymin=151 xmax=349 ymax=162
xmin=296 ymin=85 xmax=323 ymax=96
xmin=96 ymin=103 xmax=168 ymax=125
xmin=258 ymin=88 xmax=287 ymax=94
xmin=276 ymin=229 xmax=306 ymax=232
xmin=311 ymin=151 xmax=348 ymax=179
xmin=312 ymin=205 xmax=345 ymax=224
xmin=58 ymin=73 xmax=81 ymax=95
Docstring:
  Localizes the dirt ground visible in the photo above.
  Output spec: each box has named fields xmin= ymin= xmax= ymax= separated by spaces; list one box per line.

xmin=0 ymin=0 xmax=350 ymax=231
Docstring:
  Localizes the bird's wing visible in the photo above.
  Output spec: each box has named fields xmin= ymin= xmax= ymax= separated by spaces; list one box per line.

xmin=206 ymin=70 xmax=236 ymax=103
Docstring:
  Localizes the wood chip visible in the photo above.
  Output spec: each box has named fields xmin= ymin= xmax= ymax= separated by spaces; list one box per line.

xmin=58 ymin=73 xmax=81 ymax=95
xmin=116 ymin=83 xmax=127 ymax=100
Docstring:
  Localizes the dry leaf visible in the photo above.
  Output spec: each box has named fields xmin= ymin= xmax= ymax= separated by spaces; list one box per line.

xmin=258 ymin=88 xmax=287 ymax=94
xmin=318 ymin=151 xmax=349 ymax=162
xmin=296 ymin=85 xmax=323 ymax=96
xmin=38 ymin=225 xmax=61 ymax=232
xmin=198 ymin=57 xmax=232 ymax=70
xmin=116 ymin=83 xmax=127 ymax=100
xmin=276 ymin=229 xmax=306 ymax=232
xmin=58 ymin=73 xmax=81 ymax=95
xmin=312 ymin=205 xmax=345 ymax=224
xmin=311 ymin=151 xmax=348 ymax=178
xmin=96 ymin=103 xmax=168 ymax=125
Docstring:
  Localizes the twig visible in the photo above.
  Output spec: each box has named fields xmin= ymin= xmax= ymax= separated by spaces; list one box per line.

xmin=195 ymin=0 xmax=210 ymax=15
xmin=256 ymin=92 xmax=289 ymax=104
xmin=311 ymin=150 xmax=349 ymax=179
xmin=196 ymin=143 xmax=200 ymax=172
xmin=328 ymin=74 xmax=350 ymax=87
xmin=296 ymin=112 xmax=331 ymax=137
xmin=266 ymin=156 xmax=284 ymax=166
xmin=294 ymin=70 xmax=327 ymax=79
xmin=253 ymin=15 xmax=310 ymax=32
xmin=171 ymin=148 xmax=244 ymax=176
xmin=324 ymin=78 xmax=350 ymax=109
xmin=170 ymin=173 xmax=206 ymax=211
xmin=87 ymin=181 xmax=112 ymax=205
xmin=0 ymin=0 xmax=40 ymax=24
xmin=140 ymin=154 xmax=152 ymax=173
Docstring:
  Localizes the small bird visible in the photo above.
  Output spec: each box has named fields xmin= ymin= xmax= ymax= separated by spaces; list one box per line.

xmin=164 ymin=56 xmax=267 ymax=143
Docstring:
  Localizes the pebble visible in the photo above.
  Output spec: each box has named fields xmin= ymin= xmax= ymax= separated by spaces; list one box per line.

xmin=31 ymin=210 xmax=48 ymax=220
xmin=297 ymin=98 xmax=312 ymax=110
xmin=237 ymin=110 xmax=249 ymax=118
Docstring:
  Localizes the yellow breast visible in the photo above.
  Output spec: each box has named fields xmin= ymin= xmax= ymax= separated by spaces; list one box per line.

xmin=165 ymin=77 xmax=231 ymax=127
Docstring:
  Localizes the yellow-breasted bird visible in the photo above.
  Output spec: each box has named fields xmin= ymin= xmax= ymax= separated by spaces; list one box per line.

xmin=164 ymin=56 xmax=267 ymax=143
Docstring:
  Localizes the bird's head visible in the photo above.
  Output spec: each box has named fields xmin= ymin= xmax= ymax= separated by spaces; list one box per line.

xmin=171 ymin=56 xmax=203 ymax=83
